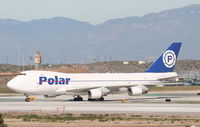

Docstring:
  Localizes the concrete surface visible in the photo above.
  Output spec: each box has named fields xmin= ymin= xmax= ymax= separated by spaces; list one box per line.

xmin=0 ymin=91 xmax=200 ymax=114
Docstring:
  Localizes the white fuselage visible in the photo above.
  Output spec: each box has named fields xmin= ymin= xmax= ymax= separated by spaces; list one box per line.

xmin=7 ymin=70 xmax=177 ymax=96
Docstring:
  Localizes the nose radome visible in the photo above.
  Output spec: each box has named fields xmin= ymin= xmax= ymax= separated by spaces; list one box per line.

xmin=7 ymin=74 xmax=29 ymax=93
xmin=7 ymin=77 xmax=23 ymax=92
xmin=7 ymin=79 xmax=17 ymax=91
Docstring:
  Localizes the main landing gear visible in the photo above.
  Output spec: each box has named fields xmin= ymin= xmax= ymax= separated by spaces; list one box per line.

xmin=73 ymin=95 xmax=83 ymax=101
xmin=88 ymin=97 xmax=104 ymax=101
xmin=99 ymin=97 xmax=104 ymax=101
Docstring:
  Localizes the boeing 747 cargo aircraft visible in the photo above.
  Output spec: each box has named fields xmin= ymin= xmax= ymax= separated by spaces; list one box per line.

xmin=7 ymin=42 xmax=182 ymax=102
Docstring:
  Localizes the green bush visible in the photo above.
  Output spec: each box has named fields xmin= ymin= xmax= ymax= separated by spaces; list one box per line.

xmin=0 ymin=114 xmax=7 ymax=127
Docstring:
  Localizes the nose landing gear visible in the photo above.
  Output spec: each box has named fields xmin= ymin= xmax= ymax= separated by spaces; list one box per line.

xmin=25 ymin=97 xmax=37 ymax=102
xmin=24 ymin=94 xmax=37 ymax=102
xmin=25 ymin=97 xmax=30 ymax=102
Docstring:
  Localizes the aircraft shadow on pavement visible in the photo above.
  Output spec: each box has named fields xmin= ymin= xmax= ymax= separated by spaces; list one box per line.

xmin=64 ymin=96 xmax=182 ymax=102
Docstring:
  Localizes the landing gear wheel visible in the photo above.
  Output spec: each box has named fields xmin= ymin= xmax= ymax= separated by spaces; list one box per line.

xmin=99 ymin=97 xmax=104 ymax=101
xmin=88 ymin=97 xmax=104 ymax=101
xmin=79 ymin=97 xmax=83 ymax=101
xmin=25 ymin=98 xmax=30 ymax=102
xmin=73 ymin=96 xmax=83 ymax=101
xmin=165 ymin=98 xmax=171 ymax=102
xmin=88 ymin=98 xmax=93 ymax=101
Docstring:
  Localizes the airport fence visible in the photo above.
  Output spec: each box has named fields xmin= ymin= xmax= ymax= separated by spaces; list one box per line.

xmin=178 ymin=71 xmax=200 ymax=80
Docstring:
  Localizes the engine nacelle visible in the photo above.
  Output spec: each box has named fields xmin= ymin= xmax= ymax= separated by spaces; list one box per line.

xmin=127 ymin=85 xmax=148 ymax=96
xmin=87 ymin=87 xmax=110 ymax=99
xmin=87 ymin=89 xmax=102 ymax=99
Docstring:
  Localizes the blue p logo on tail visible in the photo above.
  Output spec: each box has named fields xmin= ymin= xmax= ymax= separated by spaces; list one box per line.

xmin=145 ymin=42 xmax=182 ymax=73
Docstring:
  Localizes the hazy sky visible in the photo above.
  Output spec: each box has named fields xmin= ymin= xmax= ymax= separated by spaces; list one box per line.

xmin=0 ymin=0 xmax=200 ymax=24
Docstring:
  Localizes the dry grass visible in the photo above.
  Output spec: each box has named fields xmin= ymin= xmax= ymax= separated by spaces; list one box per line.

xmin=3 ymin=113 xmax=200 ymax=127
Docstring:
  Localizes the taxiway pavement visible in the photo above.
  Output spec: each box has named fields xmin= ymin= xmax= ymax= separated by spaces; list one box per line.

xmin=0 ymin=91 xmax=200 ymax=114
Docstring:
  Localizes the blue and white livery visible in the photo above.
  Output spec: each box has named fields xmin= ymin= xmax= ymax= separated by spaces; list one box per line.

xmin=7 ymin=42 xmax=182 ymax=102
xmin=146 ymin=42 xmax=181 ymax=72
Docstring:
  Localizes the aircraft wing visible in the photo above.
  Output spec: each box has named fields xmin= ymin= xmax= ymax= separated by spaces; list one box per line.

xmin=55 ymin=84 xmax=153 ymax=94
xmin=56 ymin=86 xmax=100 ymax=93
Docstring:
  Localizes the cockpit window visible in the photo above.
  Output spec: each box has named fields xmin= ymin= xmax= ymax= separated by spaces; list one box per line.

xmin=18 ymin=73 xmax=26 ymax=75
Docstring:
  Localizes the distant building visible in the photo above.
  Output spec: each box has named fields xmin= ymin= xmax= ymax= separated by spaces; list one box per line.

xmin=123 ymin=61 xmax=129 ymax=65
xmin=138 ymin=61 xmax=146 ymax=65
xmin=145 ymin=56 xmax=157 ymax=63
xmin=34 ymin=51 xmax=42 ymax=69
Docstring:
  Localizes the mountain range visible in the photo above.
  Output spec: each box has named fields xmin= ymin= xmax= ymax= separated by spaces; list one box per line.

xmin=0 ymin=4 xmax=200 ymax=64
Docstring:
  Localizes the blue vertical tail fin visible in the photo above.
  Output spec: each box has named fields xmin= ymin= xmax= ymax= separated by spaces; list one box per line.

xmin=145 ymin=42 xmax=182 ymax=73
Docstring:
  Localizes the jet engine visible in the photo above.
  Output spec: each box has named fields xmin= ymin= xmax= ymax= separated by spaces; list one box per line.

xmin=127 ymin=85 xmax=148 ymax=96
xmin=87 ymin=87 xmax=110 ymax=99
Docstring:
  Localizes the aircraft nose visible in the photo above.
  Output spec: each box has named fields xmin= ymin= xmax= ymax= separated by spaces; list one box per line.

xmin=7 ymin=76 xmax=24 ymax=92
xmin=7 ymin=79 xmax=18 ymax=91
